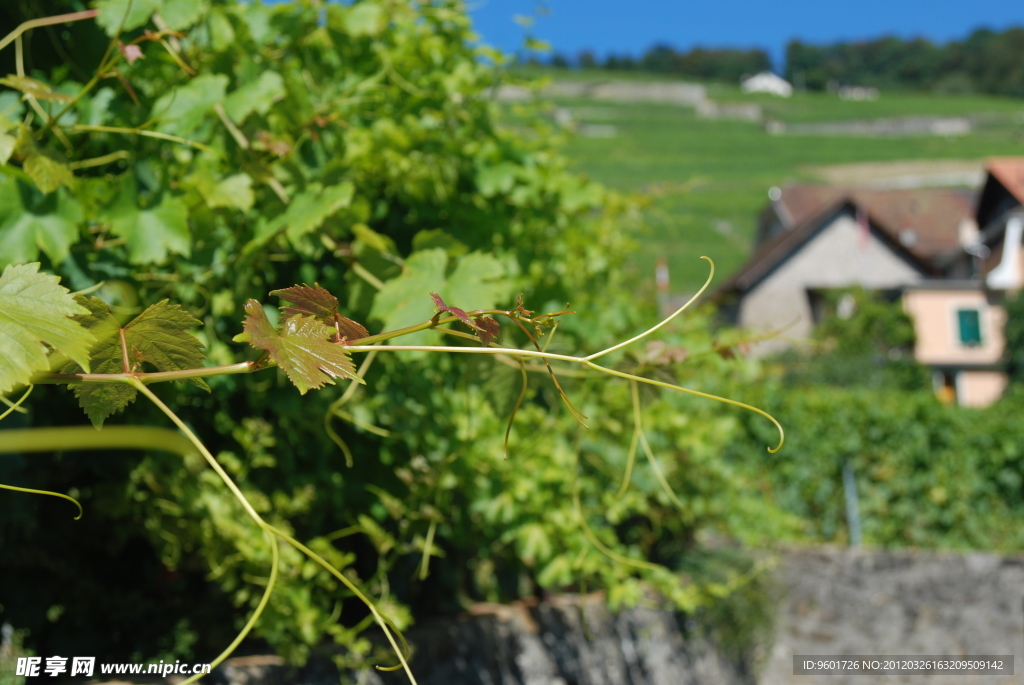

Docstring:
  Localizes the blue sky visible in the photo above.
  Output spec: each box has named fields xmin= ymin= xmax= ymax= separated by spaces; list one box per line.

xmin=468 ymin=0 xmax=1024 ymax=69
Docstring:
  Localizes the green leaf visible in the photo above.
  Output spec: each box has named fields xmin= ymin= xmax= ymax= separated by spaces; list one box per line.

xmin=59 ymin=296 xmax=135 ymax=426
xmin=476 ymin=162 xmax=517 ymax=197
xmin=235 ymin=299 xmax=360 ymax=394
xmin=283 ymin=183 xmax=354 ymax=244
xmin=223 ymin=71 xmax=285 ymax=123
xmin=371 ymin=250 xmax=510 ymax=346
xmin=151 ymin=74 xmax=228 ymax=137
xmin=0 ymin=177 xmax=82 ymax=267
xmin=370 ymin=249 xmax=447 ymax=346
xmin=412 ymin=229 xmax=468 ymax=258
xmin=95 ymin=0 xmax=162 ymax=35
xmin=245 ymin=182 xmax=354 ymax=253
xmin=0 ymin=76 xmax=73 ymax=102
xmin=0 ymin=133 xmax=16 ymax=166
xmin=23 ymin=153 xmax=74 ymax=195
xmin=271 ymin=283 xmax=369 ymax=341
xmin=160 ymin=0 xmax=208 ymax=31
xmin=0 ymin=262 xmax=93 ymax=395
xmin=105 ymin=179 xmax=190 ymax=264
xmin=201 ymin=173 xmax=254 ymax=212
xmin=208 ymin=9 xmax=236 ymax=52
xmin=63 ymin=297 xmax=209 ymax=427
xmin=10 ymin=125 xmax=74 ymax=195
xmin=445 ymin=252 xmax=509 ymax=312
xmin=345 ymin=2 xmax=386 ymax=37
xmin=352 ymin=223 xmax=397 ymax=255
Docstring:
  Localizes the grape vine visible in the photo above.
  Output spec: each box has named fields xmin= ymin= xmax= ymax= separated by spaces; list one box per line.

xmin=1 ymin=256 xmax=782 ymax=683
xmin=0 ymin=2 xmax=785 ymax=680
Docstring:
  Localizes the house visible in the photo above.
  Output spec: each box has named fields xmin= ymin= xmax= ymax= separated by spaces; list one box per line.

xmin=740 ymin=72 xmax=793 ymax=98
xmin=718 ymin=158 xmax=1024 ymax=407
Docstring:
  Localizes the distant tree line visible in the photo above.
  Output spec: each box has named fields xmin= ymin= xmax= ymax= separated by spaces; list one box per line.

xmin=549 ymin=44 xmax=772 ymax=84
xmin=785 ymin=28 xmax=1024 ymax=96
xmin=541 ymin=26 xmax=1024 ymax=97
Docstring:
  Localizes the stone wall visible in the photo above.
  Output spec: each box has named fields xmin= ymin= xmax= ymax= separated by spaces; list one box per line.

xmin=202 ymin=547 xmax=1024 ymax=685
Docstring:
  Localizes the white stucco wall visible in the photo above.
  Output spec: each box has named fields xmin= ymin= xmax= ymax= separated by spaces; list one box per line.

xmin=738 ymin=213 xmax=925 ymax=356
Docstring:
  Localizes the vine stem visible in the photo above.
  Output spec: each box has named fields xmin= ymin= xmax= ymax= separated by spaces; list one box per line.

xmin=28 ymin=260 xmax=783 ymax=453
xmin=0 ymin=10 xmax=98 ymax=54
xmin=127 ymin=379 xmax=418 ymax=685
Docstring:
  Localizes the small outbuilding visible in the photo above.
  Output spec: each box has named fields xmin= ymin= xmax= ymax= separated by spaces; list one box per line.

xmin=740 ymin=72 xmax=793 ymax=97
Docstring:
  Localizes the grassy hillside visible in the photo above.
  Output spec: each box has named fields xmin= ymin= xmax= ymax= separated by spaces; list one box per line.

xmin=512 ymin=69 xmax=1024 ymax=292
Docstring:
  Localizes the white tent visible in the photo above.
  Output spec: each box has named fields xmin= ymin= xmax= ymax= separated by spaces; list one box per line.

xmin=741 ymin=72 xmax=793 ymax=98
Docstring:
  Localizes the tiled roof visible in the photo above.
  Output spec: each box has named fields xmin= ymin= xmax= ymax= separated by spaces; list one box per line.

xmin=776 ymin=185 xmax=975 ymax=261
xmin=717 ymin=187 xmax=969 ymax=295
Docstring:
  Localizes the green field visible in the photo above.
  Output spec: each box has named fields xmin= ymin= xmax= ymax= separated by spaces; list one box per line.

xmin=514 ymin=70 xmax=1024 ymax=292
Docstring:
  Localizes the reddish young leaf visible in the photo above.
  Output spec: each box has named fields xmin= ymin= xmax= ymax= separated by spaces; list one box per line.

xmin=513 ymin=293 xmax=533 ymax=317
xmin=270 ymin=283 xmax=369 ymax=342
xmin=429 ymin=292 xmax=475 ymax=329
xmin=235 ymin=299 xmax=361 ymax=394
xmin=429 ymin=293 xmax=502 ymax=346
xmin=475 ymin=316 xmax=501 ymax=346
xmin=712 ymin=340 xmax=737 ymax=360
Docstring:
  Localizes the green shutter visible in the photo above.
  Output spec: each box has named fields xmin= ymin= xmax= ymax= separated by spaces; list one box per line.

xmin=957 ymin=309 xmax=982 ymax=346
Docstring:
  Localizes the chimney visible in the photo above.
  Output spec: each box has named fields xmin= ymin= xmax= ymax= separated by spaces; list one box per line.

xmin=986 ymin=213 xmax=1024 ymax=290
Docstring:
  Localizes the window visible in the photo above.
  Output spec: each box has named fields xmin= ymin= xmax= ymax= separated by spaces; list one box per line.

xmin=957 ymin=308 xmax=982 ymax=346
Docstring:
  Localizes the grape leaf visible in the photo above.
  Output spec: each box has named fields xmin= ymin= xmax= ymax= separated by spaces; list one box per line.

xmin=62 ymin=297 xmax=209 ymax=428
xmin=0 ymin=76 xmax=73 ymax=102
xmin=0 ymin=115 xmax=16 ymax=166
xmin=428 ymin=292 xmax=474 ymax=328
xmin=0 ymin=177 xmax=83 ymax=267
xmin=23 ymin=153 xmax=74 ymax=195
xmin=160 ymin=0 xmax=208 ymax=31
xmin=234 ymin=300 xmax=361 ymax=394
xmin=11 ymin=125 xmax=74 ymax=195
xmin=201 ymin=173 xmax=254 ymax=212
xmin=0 ymin=262 xmax=94 ymax=395
xmin=95 ymin=0 xmax=162 ymax=35
xmin=208 ymin=9 xmax=235 ymax=52
xmin=223 ymin=71 xmax=286 ymax=123
xmin=344 ymin=2 xmax=386 ymax=37
xmin=371 ymin=249 xmax=510 ymax=347
xmin=0 ymin=134 xmax=14 ymax=166
xmin=150 ymin=74 xmax=228 ymax=137
xmin=445 ymin=252 xmax=508 ymax=313
xmin=475 ymin=317 xmax=502 ymax=346
xmin=270 ymin=283 xmax=369 ymax=342
xmin=105 ymin=178 xmax=190 ymax=264
xmin=369 ymin=248 xmax=447 ymax=346
xmin=244 ymin=182 xmax=354 ymax=254
xmin=283 ymin=183 xmax=354 ymax=244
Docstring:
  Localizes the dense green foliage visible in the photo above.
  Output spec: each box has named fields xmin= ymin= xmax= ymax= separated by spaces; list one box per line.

xmin=0 ymin=0 xmax=791 ymax=670
xmin=785 ymin=28 xmax=1024 ymax=96
xmin=1003 ymin=291 xmax=1024 ymax=383
xmin=732 ymin=384 xmax=1024 ymax=550
xmin=783 ymin=288 xmax=930 ymax=391
xmin=728 ymin=291 xmax=1024 ymax=551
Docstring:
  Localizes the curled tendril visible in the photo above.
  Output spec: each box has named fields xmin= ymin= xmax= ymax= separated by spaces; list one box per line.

xmin=0 ymin=483 xmax=82 ymax=520
xmin=0 ymin=384 xmax=33 ymax=422
xmin=128 ymin=379 xmax=418 ymax=685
